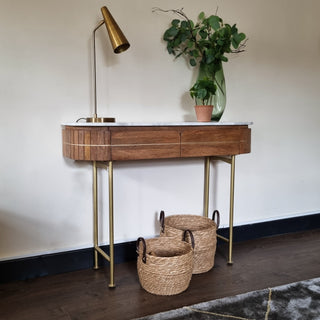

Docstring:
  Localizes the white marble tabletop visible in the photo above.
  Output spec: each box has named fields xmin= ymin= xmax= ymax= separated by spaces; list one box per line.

xmin=61 ymin=121 xmax=253 ymax=127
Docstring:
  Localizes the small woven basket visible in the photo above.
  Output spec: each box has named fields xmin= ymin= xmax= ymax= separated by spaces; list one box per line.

xmin=160 ymin=210 xmax=220 ymax=274
xmin=136 ymin=230 xmax=194 ymax=296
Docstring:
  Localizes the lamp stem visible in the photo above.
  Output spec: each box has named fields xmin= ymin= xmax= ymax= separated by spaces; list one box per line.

xmin=93 ymin=21 xmax=105 ymax=119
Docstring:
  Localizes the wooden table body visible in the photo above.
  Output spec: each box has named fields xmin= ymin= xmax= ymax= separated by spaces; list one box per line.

xmin=62 ymin=122 xmax=251 ymax=287
xmin=62 ymin=123 xmax=251 ymax=161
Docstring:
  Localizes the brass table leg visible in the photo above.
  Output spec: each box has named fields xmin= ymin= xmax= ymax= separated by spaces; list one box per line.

xmin=204 ymin=157 xmax=210 ymax=218
xmin=108 ymin=160 xmax=115 ymax=288
xmin=228 ymin=155 xmax=235 ymax=265
xmin=212 ymin=155 xmax=236 ymax=265
xmin=93 ymin=161 xmax=99 ymax=270
xmin=92 ymin=161 xmax=115 ymax=288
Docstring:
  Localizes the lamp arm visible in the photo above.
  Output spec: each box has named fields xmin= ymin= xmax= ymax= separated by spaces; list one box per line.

xmin=93 ymin=20 xmax=105 ymax=118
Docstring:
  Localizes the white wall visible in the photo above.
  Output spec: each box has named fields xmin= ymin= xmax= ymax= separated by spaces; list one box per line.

xmin=1 ymin=0 xmax=319 ymax=260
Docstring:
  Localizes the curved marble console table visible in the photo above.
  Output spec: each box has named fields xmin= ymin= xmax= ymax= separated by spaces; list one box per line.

xmin=62 ymin=122 xmax=252 ymax=287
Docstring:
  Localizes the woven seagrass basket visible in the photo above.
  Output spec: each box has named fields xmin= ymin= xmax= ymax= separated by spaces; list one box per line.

xmin=136 ymin=230 xmax=194 ymax=296
xmin=160 ymin=210 xmax=220 ymax=274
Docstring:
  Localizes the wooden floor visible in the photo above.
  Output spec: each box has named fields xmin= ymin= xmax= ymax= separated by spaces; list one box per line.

xmin=1 ymin=229 xmax=319 ymax=320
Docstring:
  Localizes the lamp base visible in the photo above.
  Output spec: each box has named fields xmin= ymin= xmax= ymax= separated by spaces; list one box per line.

xmin=86 ymin=117 xmax=116 ymax=123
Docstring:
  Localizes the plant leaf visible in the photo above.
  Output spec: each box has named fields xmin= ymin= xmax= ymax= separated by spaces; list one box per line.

xmin=198 ymin=12 xmax=205 ymax=20
xmin=187 ymin=40 xmax=194 ymax=48
xmin=220 ymin=55 xmax=228 ymax=62
xmin=192 ymin=49 xmax=200 ymax=58
xmin=232 ymin=32 xmax=246 ymax=48
xmin=238 ymin=32 xmax=246 ymax=41
xmin=181 ymin=20 xmax=188 ymax=29
xmin=208 ymin=15 xmax=221 ymax=30
xmin=199 ymin=29 xmax=208 ymax=39
xmin=163 ymin=26 xmax=179 ymax=40
xmin=167 ymin=45 xmax=174 ymax=55
xmin=172 ymin=19 xmax=180 ymax=27
xmin=190 ymin=58 xmax=197 ymax=66
xmin=231 ymin=24 xmax=238 ymax=34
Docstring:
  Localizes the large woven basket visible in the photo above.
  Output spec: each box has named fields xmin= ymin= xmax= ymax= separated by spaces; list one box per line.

xmin=136 ymin=230 xmax=194 ymax=296
xmin=160 ymin=210 xmax=220 ymax=274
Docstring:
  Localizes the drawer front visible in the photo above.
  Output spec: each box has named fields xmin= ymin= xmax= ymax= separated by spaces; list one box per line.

xmin=181 ymin=126 xmax=251 ymax=157
xmin=110 ymin=127 xmax=180 ymax=160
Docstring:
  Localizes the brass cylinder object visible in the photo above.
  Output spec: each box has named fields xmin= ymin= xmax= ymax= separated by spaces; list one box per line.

xmin=86 ymin=117 xmax=115 ymax=123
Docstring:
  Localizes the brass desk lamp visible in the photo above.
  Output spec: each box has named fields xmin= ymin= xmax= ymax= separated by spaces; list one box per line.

xmin=86 ymin=6 xmax=130 ymax=123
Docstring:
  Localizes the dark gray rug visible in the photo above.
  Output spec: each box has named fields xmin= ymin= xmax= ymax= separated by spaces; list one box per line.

xmin=134 ymin=277 xmax=320 ymax=319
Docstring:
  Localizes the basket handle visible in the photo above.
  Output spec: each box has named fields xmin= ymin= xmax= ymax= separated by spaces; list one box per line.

xmin=183 ymin=229 xmax=195 ymax=249
xmin=136 ymin=237 xmax=147 ymax=263
xmin=159 ymin=210 xmax=165 ymax=233
xmin=212 ymin=210 xmax=220 ymax=229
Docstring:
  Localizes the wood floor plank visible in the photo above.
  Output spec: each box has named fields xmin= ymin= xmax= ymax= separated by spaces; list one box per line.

xmin=0 ymin=229 xmax=319 ymax=320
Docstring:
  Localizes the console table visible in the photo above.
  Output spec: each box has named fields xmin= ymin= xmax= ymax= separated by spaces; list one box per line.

xmin=62 ymin=122 xmax=252 ymax=287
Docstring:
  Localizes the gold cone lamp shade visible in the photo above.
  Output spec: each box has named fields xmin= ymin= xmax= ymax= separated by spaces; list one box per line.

xmin=101 ymin=6 xmax=130 ymax=54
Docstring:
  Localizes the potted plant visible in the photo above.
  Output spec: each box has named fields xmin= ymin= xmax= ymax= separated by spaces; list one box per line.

xmin=154 ymin=8 xmax=247 ymax=121
xmin=190 ymin=78 xmax=216 ymax=121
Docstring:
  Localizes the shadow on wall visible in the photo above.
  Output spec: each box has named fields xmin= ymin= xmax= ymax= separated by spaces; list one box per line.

xmin=0 ymin=208 xmax=94 ymax=282
xmin=0 ymin=208 xmax=77 ymax=261
xmin=182 ymin=91 xmax=196 ymax=121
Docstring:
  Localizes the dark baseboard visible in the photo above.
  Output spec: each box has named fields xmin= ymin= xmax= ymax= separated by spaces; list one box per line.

xmin=217 ymin=213 xmax=320 ymax=242
xmin=0 ymin=241 xmax=137 ymax=284
xmin=1 ymin=213 xmax=319 ymax=283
